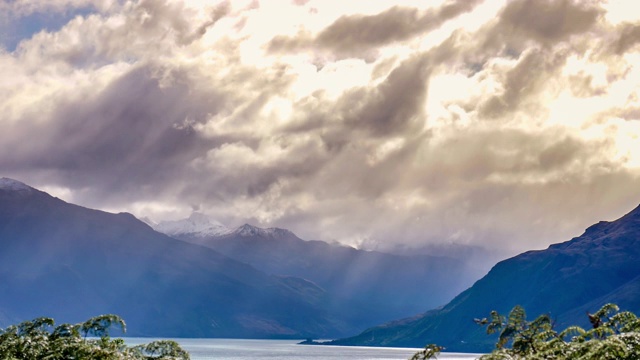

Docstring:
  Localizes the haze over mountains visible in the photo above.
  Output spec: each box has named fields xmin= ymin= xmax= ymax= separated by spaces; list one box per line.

xmin=150 ymin=214 xmax=480 ymax=325
xmin=5 ymin=176 xmax=639 ymax=353
xmin=331 ymin=203 xmax=640 ymax=352
xmin=0 ymin=177 xmax=478 ymax=338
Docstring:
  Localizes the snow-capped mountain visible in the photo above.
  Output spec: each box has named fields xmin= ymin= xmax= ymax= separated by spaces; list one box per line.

xmin=152 ymin=212 xmax=229 ymax=237
xmin=150 ymin=214 xmax=296 ymax=240
xmin=232 ymin=223 xmax=296 ymax=239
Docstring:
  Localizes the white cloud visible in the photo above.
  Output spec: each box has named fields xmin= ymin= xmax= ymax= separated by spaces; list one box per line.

xmin=2 ymin=0 xmax=640 ymax=258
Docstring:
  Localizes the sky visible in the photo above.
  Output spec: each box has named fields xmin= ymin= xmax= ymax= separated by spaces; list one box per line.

xmin=1 ymin=0 xmax=640 ymax=256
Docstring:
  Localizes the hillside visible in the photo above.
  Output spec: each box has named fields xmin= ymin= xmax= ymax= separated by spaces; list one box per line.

xmin=0 ymin=178 xmax=351 ymax=338
xmin=331 ymin=204 xmax=640 ymax=352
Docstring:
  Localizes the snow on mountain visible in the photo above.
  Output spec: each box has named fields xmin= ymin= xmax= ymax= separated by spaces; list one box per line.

xmin=150 ymin=211 xmax=301 ymax=240
xmin=0 ymin=178 xmax=33 ymax=192
xmin=232 ymin=223 xmax=296 ymax=238
xmin=153 ymin=212 xmax=230 ymax=237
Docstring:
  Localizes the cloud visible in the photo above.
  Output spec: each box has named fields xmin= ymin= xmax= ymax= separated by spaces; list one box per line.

xmin=337 ymin=53 xmax=431 ymax=137
xmin=14 ymin=1 xmax=210 ymax=66
xmin=1 ymin=63 xmax=212 ymax=202
xmin=477 ymin=48 xmax=566 ymax=119
xmin=268 ymin=0 xmax=483 ymax=59
xmin=611 ymin=23 xmax=640 ymax=55
xmin=0 ymin=0 xmax=118 ymax=51
xmin=498 ymin=0 xmax=601 ymax=45
xmin=2 ymin=0 xmax=640 ymax=258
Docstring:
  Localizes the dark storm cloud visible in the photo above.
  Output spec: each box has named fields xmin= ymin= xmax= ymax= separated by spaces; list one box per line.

xmin=268 ymin=0 xmax=483 ymax=58
xmin=0 ymin=64 xmax=228 ymax=205
xmin=286 ymin=35 xmax=460 ymax=152
xmin=16 ymin=62 xmax=303 ymax=208
xmin=338 ymin=54 xmax=431 ymax=137
xmin=1 ymin=0 xmax=300 ymax=208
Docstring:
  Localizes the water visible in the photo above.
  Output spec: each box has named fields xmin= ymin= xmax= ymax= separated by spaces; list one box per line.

xmin=125 ymin=338 xmax=482 ymax=360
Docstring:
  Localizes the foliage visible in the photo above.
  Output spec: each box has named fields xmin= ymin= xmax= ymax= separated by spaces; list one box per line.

xmin=410 ymin=303 xmax=640 ymax=360
xmin=475 ymin=303 xmax=640 ymax=359
xmin=0 ymin=314 xmax=190 ymax=360
xmin=410 ymin=344 xmax=444 ymax=360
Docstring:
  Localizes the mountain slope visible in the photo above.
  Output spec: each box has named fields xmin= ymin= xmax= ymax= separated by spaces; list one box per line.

xmin=156 ymin=219 xmax=479 ymax=329
xmin=0 ymin=178 xmax=349 ymax=338
xmin=331 ymin=204 xmax=640 ymax=352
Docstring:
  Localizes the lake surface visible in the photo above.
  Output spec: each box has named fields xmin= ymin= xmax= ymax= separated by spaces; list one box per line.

xmin=125 ymin=338 xmax=482 ymax=360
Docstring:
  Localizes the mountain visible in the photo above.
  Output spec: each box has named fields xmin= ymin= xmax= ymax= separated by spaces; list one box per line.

xmin=151 ymin=212 xmax=230 ymax=238
xmin=0 ymin=178 xmax=352 ymax=338
xmin=153 ymin=217 xmax=480 ymax=329
xmin=330 ymin=204 xmax=640 ymax=352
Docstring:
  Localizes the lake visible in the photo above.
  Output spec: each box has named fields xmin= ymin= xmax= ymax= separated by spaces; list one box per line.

xmin=125 ymin=338 xmax=482 ymax=360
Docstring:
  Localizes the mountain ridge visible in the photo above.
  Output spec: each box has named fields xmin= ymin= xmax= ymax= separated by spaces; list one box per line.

xmin=329 ymin=203 xmax=640 ymax=352
xmin=0 ymin=179 xmax=357 ymax=338
xmin=157 ymin=215 xmax=481 ymax=330
xmin=151 ymin=212 xmax=230 ymax=237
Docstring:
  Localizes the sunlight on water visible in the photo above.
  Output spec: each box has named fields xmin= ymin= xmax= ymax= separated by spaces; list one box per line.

xmin=125 ymin=338 xmax=481 ymax=360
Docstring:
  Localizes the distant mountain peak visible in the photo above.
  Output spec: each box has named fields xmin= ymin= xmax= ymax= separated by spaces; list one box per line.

xmin=233 ymin=223 xmax=295 ymax=238
xmin=152 ymin=212 xmax=230 ymax=237
xmin=0 ymin=178 xmax=34 ymax=193
xmin=235 ymin=223 xmax=262 ymax=236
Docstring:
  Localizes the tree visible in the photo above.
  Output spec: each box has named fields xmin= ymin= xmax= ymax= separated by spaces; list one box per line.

xmin=410 ymin=344 xmax=444 ymax=360
xmin=411 ymin=303 xmax=640 ymax=360
xmin=0 ymin=314 xmax=190 ymax=360
xmin=477 ymin=303 xmax=640 ymax=360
